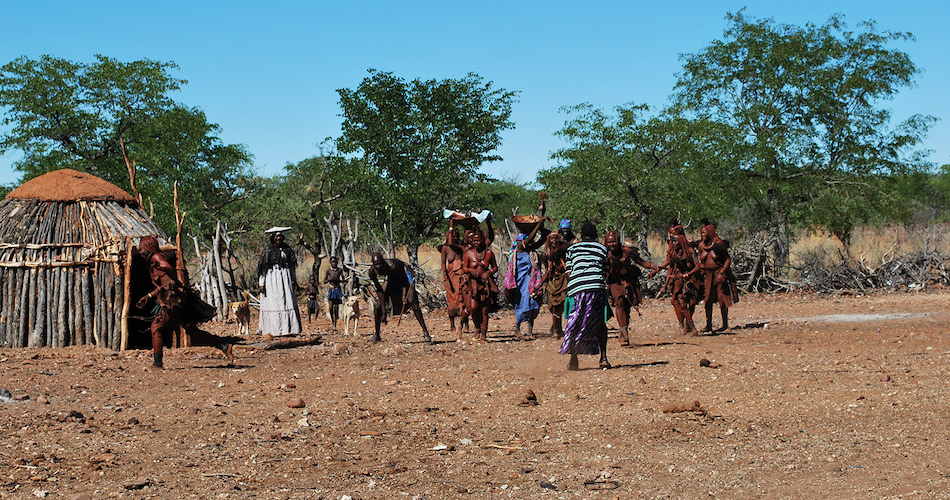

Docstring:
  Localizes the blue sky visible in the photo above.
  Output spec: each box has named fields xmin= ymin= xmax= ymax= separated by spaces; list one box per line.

xmin=1 ymin=1 xmax=947 ymax=187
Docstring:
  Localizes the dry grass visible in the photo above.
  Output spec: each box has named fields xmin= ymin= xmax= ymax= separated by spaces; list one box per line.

xmin=791 ymin=224 xmax=950 ymax=270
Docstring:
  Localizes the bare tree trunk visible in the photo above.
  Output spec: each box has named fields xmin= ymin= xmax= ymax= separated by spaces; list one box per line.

xmin=639 ymin=209 xmax=652 ymax=262
xmin=772 ymin=211 xmax=789 ymax=273
xmin=342 ymin=216 xmax=359 ymax=268
xmin=407 ymin=242 xmax=420 ymax=271
xmin=212 ymin=221 xmax=229 ymax=319
xmin=388 ymin=207 xmax=396 ymax=258
xmin=220 ymin=222 xmax=240 ymax=295
xmin=767 ymin=188 xmax=790 ymax=273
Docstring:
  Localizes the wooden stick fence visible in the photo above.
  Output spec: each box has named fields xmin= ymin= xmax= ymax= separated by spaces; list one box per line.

xmin=0 ymin=198 xmax=170 ymax=349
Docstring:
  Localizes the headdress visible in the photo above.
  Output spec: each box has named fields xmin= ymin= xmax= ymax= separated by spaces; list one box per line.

xmin=510 ymin=233 xmax=526 ymax=252
xmin=139 ymin=236 xmax=160 ymax=256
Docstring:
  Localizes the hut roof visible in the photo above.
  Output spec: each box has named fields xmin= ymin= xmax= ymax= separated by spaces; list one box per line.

xmin=6 ymin=168 xmax=138 ymax=206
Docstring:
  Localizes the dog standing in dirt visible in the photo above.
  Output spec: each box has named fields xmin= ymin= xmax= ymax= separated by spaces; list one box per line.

xmin=341 ymin=295 xmax=362 ymax=336
xmin=229 ymin=291 xmax=251 ymax=338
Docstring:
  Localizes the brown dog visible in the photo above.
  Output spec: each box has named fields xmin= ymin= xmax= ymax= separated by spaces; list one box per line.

xmin=228 ymin=291 xmax=251 ymax=338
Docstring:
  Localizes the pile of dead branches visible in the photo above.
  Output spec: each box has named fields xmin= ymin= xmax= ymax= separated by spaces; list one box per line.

xmin=794 ymin=249 xmax=950 ymax=294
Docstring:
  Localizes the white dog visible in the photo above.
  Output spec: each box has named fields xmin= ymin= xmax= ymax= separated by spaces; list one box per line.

xmin=341 ymin=295 xmax=361 ymax=336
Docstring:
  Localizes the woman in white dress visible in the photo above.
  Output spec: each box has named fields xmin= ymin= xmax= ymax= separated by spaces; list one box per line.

xmin=257 ymin=228 xmax=302 ymax=335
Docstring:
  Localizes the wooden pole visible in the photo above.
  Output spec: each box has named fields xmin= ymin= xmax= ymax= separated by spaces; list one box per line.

xmin=16 ymin=268 xmax=28 ymax=347
xmin=212 ymin=221 xmax=229 ymax=320
xmin=120 ymin=236 xmax=132 ymax=351
xmin=174 ymin=181 xmax=188 ymax=286
xmin=173 ymin=181 xmax=189 ymax=346
xmin=120 ymin=138 xmax=143 ymax=206
xmin=82 ymin=268 xmax=94 ymax=346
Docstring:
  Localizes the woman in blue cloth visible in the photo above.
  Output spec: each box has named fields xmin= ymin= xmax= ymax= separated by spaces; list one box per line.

xmin=511 ymin=219 xmax=546 ymax=338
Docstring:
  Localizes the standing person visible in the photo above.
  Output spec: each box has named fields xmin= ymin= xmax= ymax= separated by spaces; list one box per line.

xmin=696 ymin=222 xmax=737 ymax=331
xmin=533 ymin=231 xmax=568 ymax=337
xmin=304 ymin=275 xmax=320 ymax=325
xmin=511 ymin=219 xmax=545 ymax=338
xmin=558 ymin=222 xmax=611 ymax=370
xmin=558 ymin=219 xmax=576 ymax=245
xmin=441 ymin=219 xmax=467 ymax=338
xmin=136 ymin=236 xmax=234 ymax=371
xmin=605 ymin=231 xmax=657 ymax=347
xmin=457 ymin=217 xmax=495 ymax=336
xmin=650 ymin=222 xmax=702 ymax=335
xmin=257 ymin=228 xmax=302 ymax=336
xmin=368 ymin=253 xmax=431 ymax=344
xmin=324 ymin=256 xmax=347 ymax=332
xmin=461 ymin=229 xmax=499 ymax=341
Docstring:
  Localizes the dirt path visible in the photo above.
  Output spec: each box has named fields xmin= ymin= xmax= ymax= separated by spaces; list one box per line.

xmin=2 ymin=291 xmax=949 ymax=498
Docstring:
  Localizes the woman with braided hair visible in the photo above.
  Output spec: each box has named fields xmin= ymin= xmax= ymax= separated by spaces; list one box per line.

xmin=649 ymin=220 xmax=702 ymax=335
xmin=137 ymin=236 xmax=234 ymax=370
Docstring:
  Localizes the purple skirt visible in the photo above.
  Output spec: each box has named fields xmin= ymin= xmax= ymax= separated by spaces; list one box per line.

xmin=559 ymin=290 xmax=608 ymax=355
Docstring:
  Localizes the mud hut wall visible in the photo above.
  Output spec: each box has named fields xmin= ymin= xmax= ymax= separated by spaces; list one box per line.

xmin=0 ymin=198 xmax=167 ymax=348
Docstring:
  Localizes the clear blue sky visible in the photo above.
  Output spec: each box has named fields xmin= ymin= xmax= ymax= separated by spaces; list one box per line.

xmin=1 ymin=1 xmax=947 ymax=187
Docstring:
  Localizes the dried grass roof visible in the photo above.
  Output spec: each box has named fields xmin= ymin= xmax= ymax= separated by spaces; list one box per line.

xmin=5 ymin=168 xmax=137 ymax=206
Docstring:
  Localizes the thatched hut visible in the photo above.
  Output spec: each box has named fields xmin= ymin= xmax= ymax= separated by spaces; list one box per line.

xmin=0 ymin=169 xmax=170 ymax=350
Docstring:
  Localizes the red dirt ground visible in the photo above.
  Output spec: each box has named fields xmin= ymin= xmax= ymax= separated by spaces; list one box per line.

xmin=1 ymin=291 xmax=949 ymax=498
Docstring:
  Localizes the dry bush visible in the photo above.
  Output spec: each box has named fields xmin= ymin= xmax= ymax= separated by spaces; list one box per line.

xmin=789 ymin=224 xmax=950 ymax=293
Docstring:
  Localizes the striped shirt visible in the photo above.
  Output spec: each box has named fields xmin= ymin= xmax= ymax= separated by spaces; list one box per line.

xmin=566 ymin=240 xmax=608 ymax=296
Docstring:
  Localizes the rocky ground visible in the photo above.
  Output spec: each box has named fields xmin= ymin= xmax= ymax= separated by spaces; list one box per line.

xmin=1 ymin=291 xmax=949 ymax=499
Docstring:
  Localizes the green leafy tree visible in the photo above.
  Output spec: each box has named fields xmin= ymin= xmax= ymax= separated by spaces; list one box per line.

xmin=674 ymin=11 xmax=935 ymax=269
xmin=237 ymin=152 xmax=373 ymax=280
xmin=335 ymin=69 xmax=518 ymax=268
xmin=0 ymin=54 xmax=254 ymax=234
xmin=540 ymin=103 xmax=737 ymax=260
xmin=916 ymin=165 xmax=950 ymax=221
xmin=465 ymin=177 xmax=539 ymax=221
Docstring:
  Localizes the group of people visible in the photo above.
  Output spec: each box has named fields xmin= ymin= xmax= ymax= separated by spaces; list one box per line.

xmin=440 ymin=216 xmax=499 ymax=341
xmin=256 ymin=226 xmax=433 ymax=344
xmin=439 ymin=212 xmax=739 ymax=370
xmin=650 ymin=219 xmax=740 ymax=336
xmin=137 ymin=215 xmax=739 ymax=371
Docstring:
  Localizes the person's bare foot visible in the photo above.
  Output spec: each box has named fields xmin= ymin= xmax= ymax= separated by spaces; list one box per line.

xmin=568 ymin=355 xmax=579 ymax=371
xmin=223 ymin=344 xmax=235 ymax=364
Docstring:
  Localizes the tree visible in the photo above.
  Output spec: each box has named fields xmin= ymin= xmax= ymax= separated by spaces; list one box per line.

xmin=0 ymin=54 xmax=254 ymax=234
xmin=335 ymin=69 xmax=518 ymax=268
xmin=674 ymin=11 xmax=935 ymax=269
xmin=540 ymin=103 xmax=737 ymax=260
xmin=238 ymin=152 xmax=372 ymax=281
